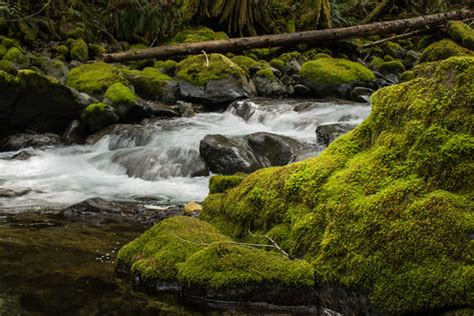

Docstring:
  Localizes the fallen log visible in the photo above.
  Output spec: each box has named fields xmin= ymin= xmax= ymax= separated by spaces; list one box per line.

xmin=103 ymin=9 xmax=473 ymax=63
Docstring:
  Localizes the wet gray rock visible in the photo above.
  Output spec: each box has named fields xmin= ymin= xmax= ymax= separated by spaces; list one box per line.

xmin=179 ymin=77 xmax=254 ymax=105
xmin=107 ymin=147 xmax=209 ymax=179
xmin=86 ymin=124 xmax=157 ymax=150
xmin=82 ymin=105 xmax=120 ymax=134
xmin=62 ymin=120 xmax=86 ymax=145
xmin=33 ymin=57 xmax=69 ymax=83
xmin=349 ymin=87 xmax=373 ymax=103
xmin=253 ymin=73 xmax=288 ymax=98
xmin=0 ymin=70 xmax=90 ymax=137
xmin=0 ymin=133 xmax=60 ymax=152
xmin=61 ymin=197 xmax=186 ymax=226
xmin=200 ymin=132 xmax=309 ymax=175
xmin=316 ymin=123 xmax=357 ymax=147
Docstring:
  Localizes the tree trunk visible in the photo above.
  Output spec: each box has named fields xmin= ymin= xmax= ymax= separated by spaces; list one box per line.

xmin=103 ymin=9 xmax=473 ymax=63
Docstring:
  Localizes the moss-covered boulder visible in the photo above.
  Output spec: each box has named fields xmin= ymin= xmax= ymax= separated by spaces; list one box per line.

xmin=420 ymin=39 xmax=472 ymax=63
xmin=81 ymin=102 xmax=119 ymax=134
xmin=104 ymin=82 xmax=137 ymax=119
xmin=300 ymin=57 xmax=375 ymax=99
xmin=122 ymin=67 xmax=177 ymax=104
xmin=0 ymin=60 xmax=17 ymax=76
xmin=201 ymin=57 xmax=474 ymax=314
xmin=170 ymin=27 xmax=228 ymax=44
xmin=116 ymin=216 xmax=314 ymax=304
xmin=69 ymin=38 xmax=89 ymax=62
xmin=67 ymin=62 xmax=127 ymax=97
xmin=209 ymin=174 xmax=247 ymax=194
xmin=3 ymin=47 xmax=29 ymax=68
xmin=0 ymin=70 xmax=90 ymax=136
xmin=448 ymin=21 xmax=474 ymax=50
xmin=377 ymin=60 xmax=406 ymax=75
xmin=153 ymin=59 xmax=177 ymax=77
xmin=176 ymin=54 xmax=254 ymax=104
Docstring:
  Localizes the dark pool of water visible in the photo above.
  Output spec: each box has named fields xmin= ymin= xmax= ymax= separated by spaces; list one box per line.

xmin=0 ymin=211 xmax=215 ymax=315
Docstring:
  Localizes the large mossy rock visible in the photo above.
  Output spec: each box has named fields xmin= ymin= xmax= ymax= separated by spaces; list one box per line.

xmin=420 ymin=39 xmax=472 ymax=63
xmin=300 ymin=57 xmax=375 ymax=99
xmin=201 ymin=57 xmax=474 ymax=314
xmin=67 ymin=62 xmax=128 ymax=98
xmin=116 ymin=216 xmax=314 ymax=304
xmin=0 ymin=70 xmax=90 ymax=136
xmin=448 ymin=21 xmax=474 ymax=50
xmin=176 ymin=53 xmax=254 ymax=105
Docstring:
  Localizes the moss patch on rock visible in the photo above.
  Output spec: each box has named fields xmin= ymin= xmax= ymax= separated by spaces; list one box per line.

xmin=170 ymin=27 xmax=228 ymax=44
xmin=378 ymin=60 xmax=406 ymax=75
xmin=116 ymin=216 xmax=231 ymax=282
xmin=178 ymin=242 xmax=314 ymax=289
xmin=67 ymin=62 xmax=127 ymax=97
xmin=81 ymin=102 xmax=119 ymax=133
xmin=300 ymin=57 xmax=375 ymax=86
xmin=0 ymin=60 xmax=18 ymax=76
xmin=122 ymin=67 xmax=173 ymax=101
xmin=201 ymin=56 xmax=474 ymax=314
xmin=3 ymin=47 xmax=29 ymax=67
xmin=420 ymin=39 xmax=472 ymax=63
xmin=448 ymin=21 xmax=474 ymax=50
xmin=176 ymin=54 xmax=245 ymax=87
xmin=104 ymin=82 xmax=136 ymax=105
xmin=209 ymin=174 xmax=247 ymax=194
xmin=70 ymin=38 xmax=89 ymax=62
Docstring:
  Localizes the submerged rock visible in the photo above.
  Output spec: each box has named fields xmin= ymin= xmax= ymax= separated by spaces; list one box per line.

xmin=200 ymin=132 xmax=309 ymax=175
xmin=201 ymin=57 xmax=474 ymax=314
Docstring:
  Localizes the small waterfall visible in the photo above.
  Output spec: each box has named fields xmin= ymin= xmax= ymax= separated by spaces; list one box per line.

xmin=0 ymin=98 xmax=370 ymax=208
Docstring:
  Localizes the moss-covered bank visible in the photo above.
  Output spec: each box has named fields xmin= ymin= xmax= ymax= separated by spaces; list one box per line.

xmin=201 ymin=56 xmax=474 ymax=314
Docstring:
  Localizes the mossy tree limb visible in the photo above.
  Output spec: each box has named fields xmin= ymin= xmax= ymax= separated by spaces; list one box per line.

xmin=104 ymin=9 xmax=474 ymax=62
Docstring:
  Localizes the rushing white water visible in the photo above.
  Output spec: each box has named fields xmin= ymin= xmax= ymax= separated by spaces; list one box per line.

xmin=0 ymin=99 xmax=370 ymax=209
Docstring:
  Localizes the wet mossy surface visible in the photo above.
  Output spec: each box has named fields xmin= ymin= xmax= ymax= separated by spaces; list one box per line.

xmin=300 ymin=57 xmax=375 ymax=85
xmin=105 ymin=82 xmax=137 ymax=105
xmin=176 ymin=54 xmax=246 ymax=87
xmin=170 ymin=27 xmax=228 ymax=44
xmin=117 ymin=216 xmax=314 ymax=293
xmin=67 ymin=62 xmax=128 ymax=97
xmin=209 ymin=174 xmax=247 ymax=194
xmin=70 ymin=38 xmax=89 ymax=62
xmin=448 ymin=21 xmax=474 ymax=50
xmin=201 ymin=57 xmax=474 ymax=314
xmin=420 ymin=39 xmax=472 ymax=63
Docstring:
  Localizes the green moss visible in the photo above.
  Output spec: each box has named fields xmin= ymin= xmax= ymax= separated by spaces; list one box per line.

xmin=412 ymin=61 xmax=440 ymax=79
xmin=278 ymin=51 xmax=301 ymax=63
xmin=17 ymin=20 xmax=38 ymax=43
xmin=81 ymin=102 xmax=119 ymax=133
xmin=105 ymin=82 xmax=136 ymax=105
xmin=176 ymin=54 xmax=245 ymax=87
xmin=54 ymin=45 xmax=69 ymax=60
xmin=0 ymin=69 xmax=20 ymax=86
xmin=178 ymin=242 xmax=314 ymax=289
xmin=88 ymin=44 xmax=106 ymax=58
xmin=0 ymin=60 xmax=17 ymax=76
xmin=230 ymin=55 xmax=258 ymax=73
xmin=69 ymin=38 xmax=89 ymax=62
xmin=383 ymin=41 xmax=405 ymax=59
xmin=270 ymin=58 xmax=285 ymax=68
xmin=3 ymin=47 xmax=29 ymax=67
xmin=122 ymin=67 xmax=172 ymax=100
xmin=170 ymin=27 xmax=228 ymax=44
xmin=1 ymin=38 xmax=15 ymax=48
xmin=209 ymin=174 xmax=247 ymax=194
xmin=420 ymin=39 xmax=472 ymax=63
xmin=153 ymin=59 xmax=177 ymax=75
xmin=0 ymin=45 xmax=6 ymax=59
xmin=400 ymin=70 xmax=415 ymax=82
xmin=300 ymin=57 xmax=375 ymax=86
xmin=378 ymin=60 xmax=406 ymax=74
xmin=243 ymin=48 xmax=274 ymax=60
xmin=116 ymin=216 xmax=231 ymax=282
xmin=201 ymin=56 xmax=474 ymax=314
xmin=66 ymin=25 xmax=85 ymax=39
xmin=67 ymin=62 xmax=127 ymax=97
xmin=448 ymin=21 xmax=474 ymax=50
xmin=369 ymin=56 xmax=384 ymax=69
xmin=313 ymin=53 xmax=331 ymax=60
xmin=255 ymin=68 xmax=275 ymax=81
xmin=383 ymin=55 xmax=394 ymax=62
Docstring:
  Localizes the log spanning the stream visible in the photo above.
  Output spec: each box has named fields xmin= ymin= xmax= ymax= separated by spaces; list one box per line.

xmin=103 ymin=9 xmax=473 ymax=63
